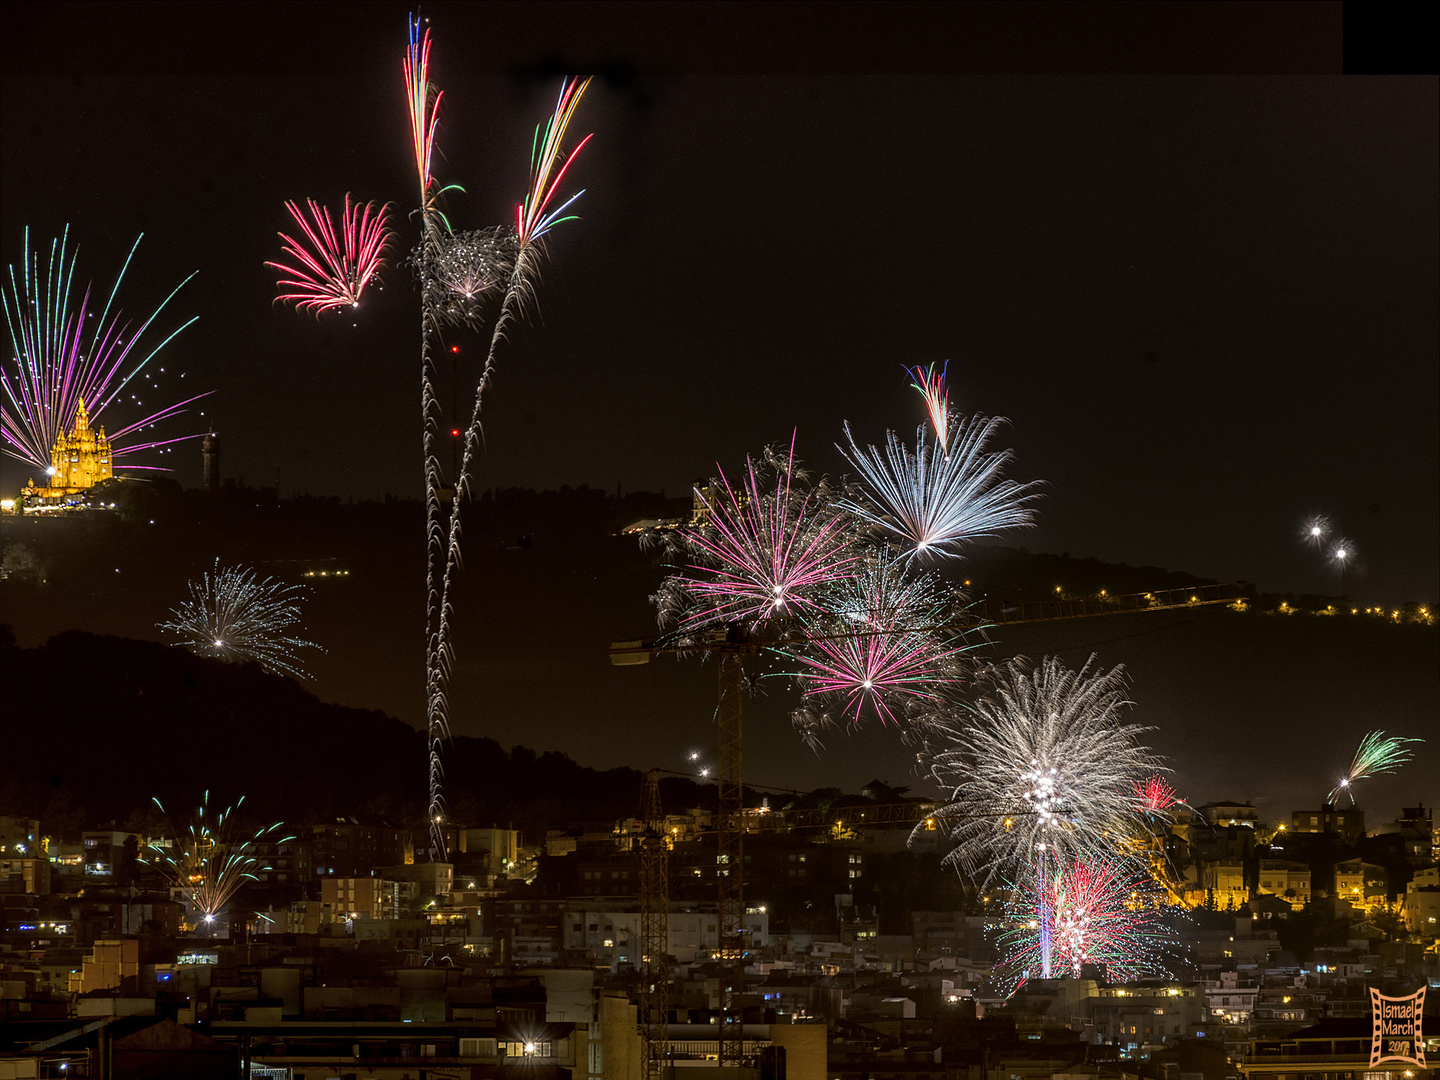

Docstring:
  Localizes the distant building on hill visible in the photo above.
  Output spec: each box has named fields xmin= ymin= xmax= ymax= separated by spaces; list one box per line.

xmin=21 ymin=397 xmax=113 ymax=502
xmin=1289 ymin=803 xmax=1365 ymax=843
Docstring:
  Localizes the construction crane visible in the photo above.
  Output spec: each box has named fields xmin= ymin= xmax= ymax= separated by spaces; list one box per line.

xmin=638 ymin=768 xmax=669 ymax=1079
xmin=610 ymin=581 xmax=1241 ymax=1067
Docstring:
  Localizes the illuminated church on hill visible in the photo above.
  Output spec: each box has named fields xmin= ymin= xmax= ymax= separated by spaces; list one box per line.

xmin=22 ymin=397 xmax=114 ymax=500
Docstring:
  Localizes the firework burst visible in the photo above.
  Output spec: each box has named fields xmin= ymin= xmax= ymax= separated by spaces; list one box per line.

xmin=655 ymin=436 xmax=860 ymax=633
xmin=1300 ymin=513 xmax=1330 ymax=550
xmin=267 ymin=195 xmax=393 ymax=313
xmin=1328 ymin=730 xmax=1423 ymax=805
xmin=917 ymin=655 xmax=1161 ymax=887
xmin=839 ymin=415 xmax=1041 ymax=563
xmin=777 ymin=559 xmax=973 ymax=733
xmin=158 ymin=560 xmax=322 ymax=679
xmin=145 ymin=792 xmax=294 ymax=928
xmin=993 ymin=853 xmax=1177 ymax=994
xmin=3 ymin=227 xmax=208 ymax=473
xmin=422 ymin=226 xmax=516 ymax=327
xmin=1133 ymin=775 xmax=1178 ymax=814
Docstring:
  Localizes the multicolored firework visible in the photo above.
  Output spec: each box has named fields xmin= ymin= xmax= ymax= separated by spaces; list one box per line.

xmin=516 ymin=78 xmax=594 ymax=251
xmin=267 ymin=195 xmax=393 ymax=313
xmin=3 ymin=227 xmax=207 ymax=473
xmin=993 ymin=853 xmax=1176 ymax=993
xmin=909 ymin=361 xmax=950 ymax=452
xmin=655 ymin=437 xmax=860 ymax=633
xmin=404 ymin=15 xmax=444 ymax=214
xmin=1328 ymin=730 xmax=1423 ymax=805
xmin=917 ymin=655 xmax=1161 ymax=887
xmin=839 ymin=414 xmax=1041 ymax=563
xmin=158 ymin=560 xmax=321 ymax=679
xmin=145 ymin=792 xmax=294 ymax=928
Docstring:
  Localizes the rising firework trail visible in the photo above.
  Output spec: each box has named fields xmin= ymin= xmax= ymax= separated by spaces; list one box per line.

xmin=916 ymin=655 xmax=1162 ymax=889
xmin=2 ymin=227 xmax=208 ymax=472
xmin=145 ymin=792 xmax=294 ymax=930
xmin=1328 ymin=730 xmax=1423 ymax=805
xmin=425 ymin=71 xmax=594 ymax=861
xmin=158 ymin=560 xmax=321 ymax=680
xmin=267 ymin=195 xmax=393 ymax=313
xmin=839 ymin=413 xmax=1041 ymax=564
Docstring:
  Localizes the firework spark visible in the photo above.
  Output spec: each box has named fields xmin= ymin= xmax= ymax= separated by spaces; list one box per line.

xmin=993 ymin=853 xmax=1176 ymax=994
xmin=909 ymin=362 xmax=950 ymax=452
xmin=839 ymin=415 xmax=1041 ymax=563
xmin=917 ymin=655 xmax=1161 ymax=887
xmin=267 ymin=195 xmax=393 ymax=313
xmin=1328 ymin=730 xmax=1423 ymax=804
xmin=1300 ymin=513 xmax=1330 ymax=550
xmin=3 ymin=227 xmax=207 ymax=473
xmin=657 ymin=436 xmax=860 ymax=633
xmin=145 ymin=792 xmax=294 ymax=928
xmin=158 ymin=560 xmax=322 ymax=679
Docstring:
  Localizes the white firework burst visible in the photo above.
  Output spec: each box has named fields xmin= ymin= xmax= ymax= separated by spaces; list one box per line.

xmin=158 ymin=560 xmax=321 ymax=679
xmin=917 ymin=654 xmax=1162 ymax=887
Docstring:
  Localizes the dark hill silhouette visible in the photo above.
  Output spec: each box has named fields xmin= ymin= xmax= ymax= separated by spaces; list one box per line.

xmin=0 ymin=628 xmax=708 ymax=836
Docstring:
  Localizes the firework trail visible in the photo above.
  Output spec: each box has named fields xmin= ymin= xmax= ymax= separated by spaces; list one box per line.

xmin=267 ymin=195 xmax=393 ymax=313
xmin=839 ymin=414 xmax=1041 ymax=563
xmin=653 ymin=435 xmax=860 ymax=634
xmin=992 ymin=852 xmax=1176 ymax=994
xmin=916 ymin=655 xmax=1161 ymax=888
xmin=1328 ymin=730 xmax=1423 ymax=805
xmin=145 ymin=792 xmax=294 ymax=929
xmin=426 ymin=75 xmax=593 ymax=860
xmin=158 ymin=560 xmax=322 ymax=679
xmin=909 ymin=362 xmax=950 ymax=452
xmin=3 ymin=227 xmax=208 ymax=473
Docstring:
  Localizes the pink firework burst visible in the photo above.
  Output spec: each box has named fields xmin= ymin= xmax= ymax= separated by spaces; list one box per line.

xmin=675 ymin=436 xmax=859 ymax=631
xmin=268 ymin=196 xmax=392 ymax=314
xmin=786 ymin=561 xmax=969 ymax=726
xmin=1133 ymin=774 xmax=1177 ymax=813
xmin=791 ymin=627 xmax=958 ymax=726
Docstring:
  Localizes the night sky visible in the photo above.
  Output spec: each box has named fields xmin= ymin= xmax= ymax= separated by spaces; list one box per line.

xmin=3 ymin=5 xmax=1436 ymax=821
